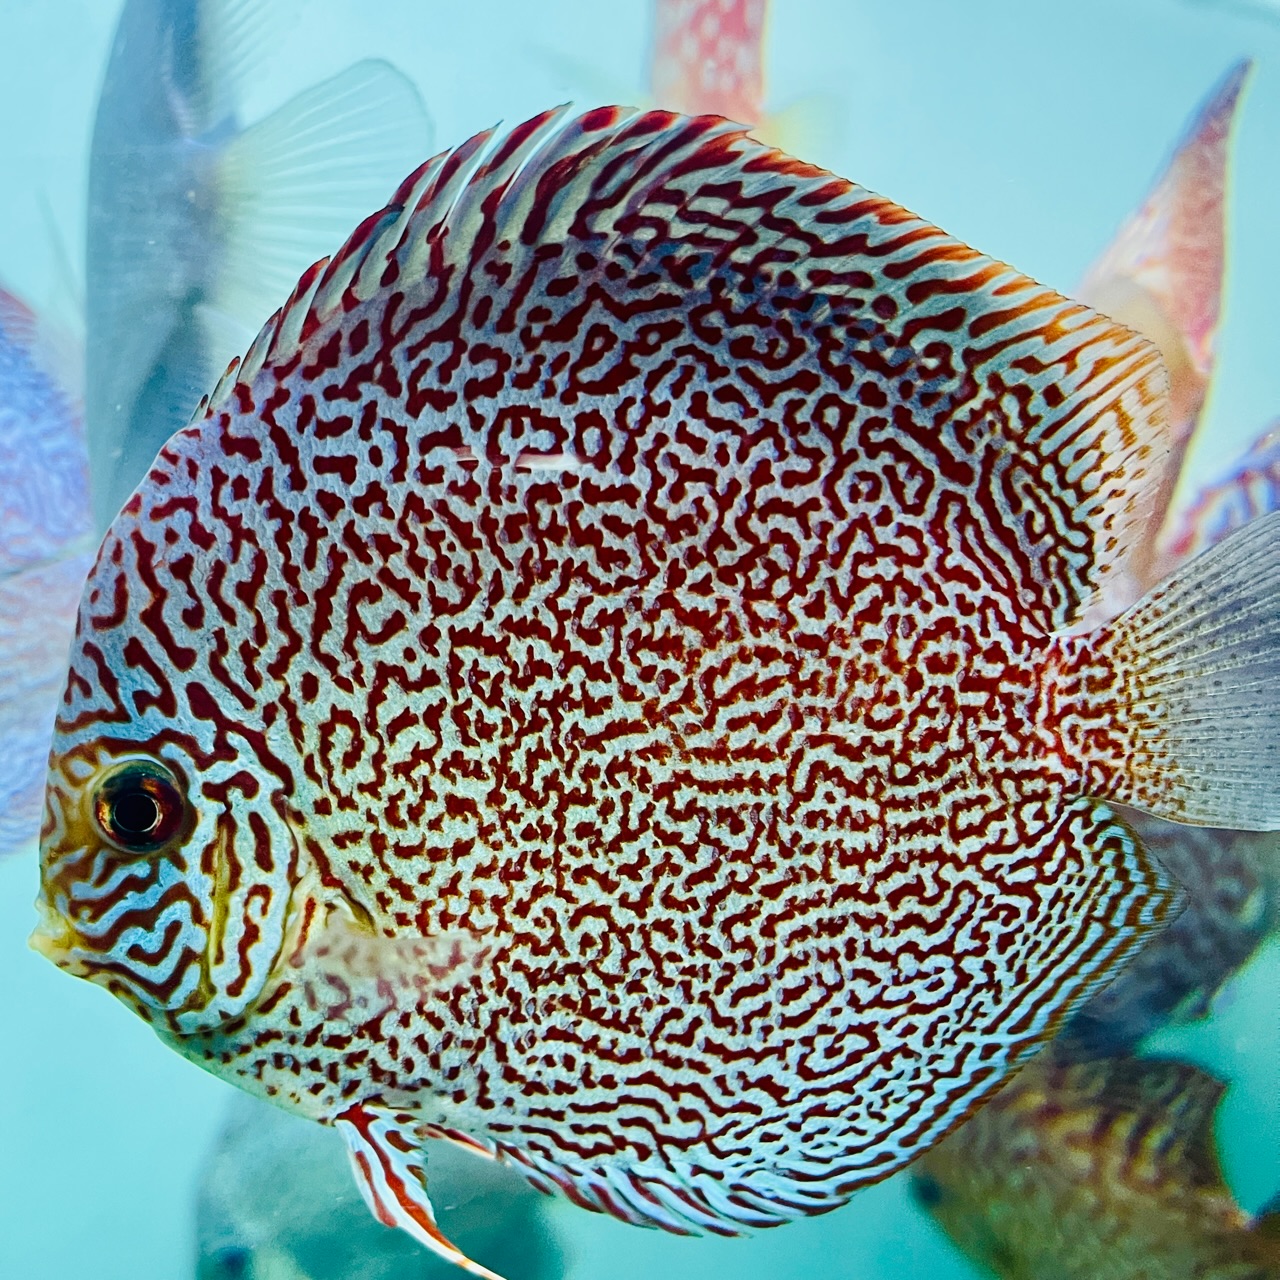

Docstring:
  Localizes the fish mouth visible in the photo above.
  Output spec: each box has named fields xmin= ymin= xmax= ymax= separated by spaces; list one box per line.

xmin=28 ymin=896 xmax=86 ymax=973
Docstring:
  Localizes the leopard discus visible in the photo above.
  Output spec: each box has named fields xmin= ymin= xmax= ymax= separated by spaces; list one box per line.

xmin=32 ymin=107 xmax=1280 ymax=1277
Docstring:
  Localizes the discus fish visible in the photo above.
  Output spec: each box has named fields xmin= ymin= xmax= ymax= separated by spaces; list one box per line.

xmin=33 ymin=108 xmax=1280 ymax=1279
xmin=911 ymin=1054 xmax=1280 ymax=1279
xmin=0 ymin=286 xmax=93 ymax=856
xmin=198 ymin=1094 xmax=563 ymax=1280
xmin=86 ymin=0 xmax=431 ymax=530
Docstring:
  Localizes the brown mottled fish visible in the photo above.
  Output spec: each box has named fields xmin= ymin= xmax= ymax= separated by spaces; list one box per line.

xmin=912 ymin=1054 xmax=1280 ymax=1280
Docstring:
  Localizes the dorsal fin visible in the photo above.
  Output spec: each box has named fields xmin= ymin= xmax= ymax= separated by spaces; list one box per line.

xmin=205 ymin=106 xmax=1171 ymax=632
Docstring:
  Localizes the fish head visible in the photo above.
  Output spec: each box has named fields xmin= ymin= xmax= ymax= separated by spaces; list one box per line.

xmin=31 ymin=502 xmax=303 ymax=1036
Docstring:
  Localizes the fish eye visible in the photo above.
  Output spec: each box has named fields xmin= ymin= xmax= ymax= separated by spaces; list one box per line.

xmin=90 ymin=758 xmax=189 ymax=856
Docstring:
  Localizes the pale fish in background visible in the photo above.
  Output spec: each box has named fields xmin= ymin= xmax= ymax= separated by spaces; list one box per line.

xmin=0 ymin=286 xmax=93 ymax=856
xmin=86 ymin=0 xmax=432 ymax=530
xmin=910 ymin=1055 xmax=1280 ymax=1280
xmin=198 ymin=1094 xmax=563 ymax=1280
xmin=650 ymin=0 xmax=767 ymax=124
xmin=1076 ymin=59 xmax=1250 ymax=589
xmin=32 ymin=105 xmax=1280 ymax=1278
xmin=648 ymin=0 xmax=835 ymax=159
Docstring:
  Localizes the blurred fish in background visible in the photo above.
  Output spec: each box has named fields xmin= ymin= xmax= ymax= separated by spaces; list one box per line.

xmin=85 ymin=0 xmax=432 ymax=529
xmin=911 ymin=1055 xmax=1280 ymax=1280
xmin=647 ymin=0 xmax=834 ymax=158
xmin=197 ymin=1095 xmax=564 ymax=1280
xmin=1165 ymin=420 xmax=1280 ymax=563
xmin=913 ymin=58 xmax=1280 ymax=1278
xmin=0 ymin=287 xmax=92 ymax=857
xmin=650 ymin=0 xmax=766 ymax=124
xmin=0 ymin=0 xmax=430 ymax=851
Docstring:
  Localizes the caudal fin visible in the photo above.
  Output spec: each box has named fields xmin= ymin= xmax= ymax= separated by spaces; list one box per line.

xmin=1104 ymin=509 xmax=1280 ymax=829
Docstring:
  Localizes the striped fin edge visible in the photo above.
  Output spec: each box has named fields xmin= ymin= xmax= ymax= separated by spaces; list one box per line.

xmin=197 ymin=106 xmax=1172 ymax=629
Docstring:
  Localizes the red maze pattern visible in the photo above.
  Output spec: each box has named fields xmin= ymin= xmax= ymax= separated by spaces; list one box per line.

xmin=46 ymin=108 xmax=1177 ymax=1230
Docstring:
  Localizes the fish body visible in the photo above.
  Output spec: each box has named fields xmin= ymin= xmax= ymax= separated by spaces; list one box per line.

xmin=33 ymin=109 xmax=1280 ymax=1276
xmin=85 ymin=0 xmax=431 ymax=531
xmin=0 ymin=287 xmax=93 ymax=855
xmin=912 ymin=1054 xmax=1280 ymax=1280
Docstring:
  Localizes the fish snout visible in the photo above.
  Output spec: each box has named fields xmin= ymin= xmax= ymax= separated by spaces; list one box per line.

xmin=28 ymin=892 xmax=86 ymax=974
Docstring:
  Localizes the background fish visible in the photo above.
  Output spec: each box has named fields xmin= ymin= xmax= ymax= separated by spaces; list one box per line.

xmin=197 ymin=1093 xmax=563 ymax=1280
xmin=0 ymin=285 xmax=93 ymax=857
xmin=0 ymin=0 xmax=431 ymax=832
xmin=85 ymin=0 xmax=432 ymax=529
xmin=650 ymin=0 xmax=767 ymax=124
xmin=1076 ymin=60 xmax=1249 ymax=588
xmin=646 ymin=0 xmax=834 ymax=161
xmin=1165 ymin=420 xmax=1280 ymax=563
xmin=31 ymin=107 xmax=1280 ymax=1278
xmin=911 ymin=1055 xmax=1280 ymax=1280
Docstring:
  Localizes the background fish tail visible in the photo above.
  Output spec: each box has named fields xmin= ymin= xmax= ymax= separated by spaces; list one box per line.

xmin=1094 ymin=509 xmax=1280 ymax=829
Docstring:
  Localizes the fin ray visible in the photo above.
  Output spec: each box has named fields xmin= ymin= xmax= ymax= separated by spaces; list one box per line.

xmin=1105 ymin=509 xmax=1280 ymax=828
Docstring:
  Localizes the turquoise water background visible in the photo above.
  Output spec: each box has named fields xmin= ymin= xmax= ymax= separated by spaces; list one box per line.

xmin=0 ymin=2 xmax=1277 ymax=1275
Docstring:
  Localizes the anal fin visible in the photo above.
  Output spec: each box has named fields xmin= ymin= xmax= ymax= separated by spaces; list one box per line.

xmin=335 ymin=1103 xmax=507 ymax=1280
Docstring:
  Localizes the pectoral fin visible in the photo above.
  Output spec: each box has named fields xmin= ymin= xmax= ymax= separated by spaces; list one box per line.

xmin=336 ymin=1103 xmax=508 ymax=1280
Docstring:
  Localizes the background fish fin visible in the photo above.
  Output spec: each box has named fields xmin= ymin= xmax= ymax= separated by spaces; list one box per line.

xmin=1162 ymin=420 xmax=1280 ymax=563
xmin=1077 ymin=61 xmax=1250 ymax=565
xmin=1137 ymin=1058 xmax=1231 ymax=1189
xmin=211 ymin=59 xmax=431 ymax=337
xmin=0 ymin=285 xmax=38 ymax=348
xmin=334 ymin=1104 xmax=507 ymax=1280
xmin=0 ymin=281 xmax=82 ymax=419
xmin=0 ymin=554 xmax=93 ymax=856
xmin=195 ymin=0 xmax=302 ymax=124
xmin=1102 ymin=508 xmax=1280 ymax=828
xmin=1255 ymin=1187 xmax=1280 ymax=1235
xmin=649 ymin=0 xmax=766 ymax=122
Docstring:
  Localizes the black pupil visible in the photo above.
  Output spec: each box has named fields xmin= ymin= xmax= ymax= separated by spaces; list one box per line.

xmin=111 ymin=789 xmax=160 ymax=836
xmin=95 ymin=762 xmax=184 ymax=853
